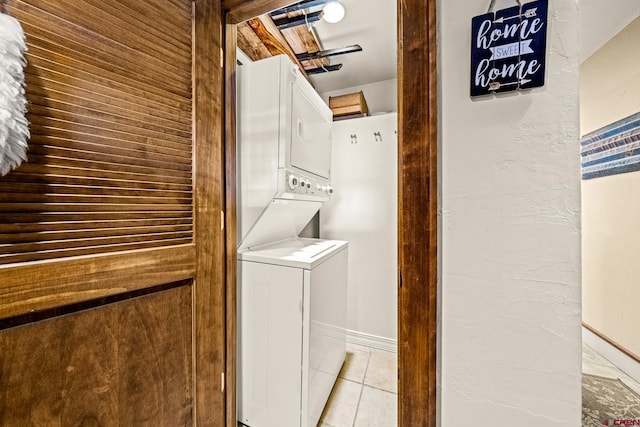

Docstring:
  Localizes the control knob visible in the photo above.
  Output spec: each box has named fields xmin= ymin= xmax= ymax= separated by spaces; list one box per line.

xmin=288 ymin=175 xmax=299 ymax=190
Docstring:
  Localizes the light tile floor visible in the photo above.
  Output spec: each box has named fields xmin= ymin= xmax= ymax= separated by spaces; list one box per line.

xmin=319 ymin=342 xmax=640 ymax=427
xmin=319 ymin=344 xmax=397 ymax=427
xmin=582 ymin=343 xmax=640 ymax=395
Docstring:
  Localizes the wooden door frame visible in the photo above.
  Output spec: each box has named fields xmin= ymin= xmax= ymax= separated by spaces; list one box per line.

xmin=221 ymin=0 xmax=438 ymax=425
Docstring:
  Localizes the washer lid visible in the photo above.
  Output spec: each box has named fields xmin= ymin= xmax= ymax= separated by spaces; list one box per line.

xmin=238 ymin=237 xmax=348 ymax=269
xmin=238 ymin=199 xmax=323 ymax=251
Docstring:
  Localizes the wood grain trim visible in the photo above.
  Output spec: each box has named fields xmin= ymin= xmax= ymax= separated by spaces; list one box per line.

xmin=24 ymin=68 xmax=192 ymax=119
xmin=26 ymin=104 xmax=192 ymax=147
xmin=19 ymin=156 xmax=192 ymax=183
xmin=24 ymin=144 xmax=191 ymax=173
xmin=246 ymin=15 xmax=309 ymax=79
xmin=0 ymin=182 xmax=190 ymax=198
xmin=10 ymin=1 xmax=192 ymax=79
xmin=0 ymin=218 xmax=191 ymax=234
xmin=142 ymin=0 xmax=192 ymax=28
xmin=0 ymin=202 xmax=191 ymax=213
xmin=0 ymin=212 xmax=192 ymax=223
xmin=27 ymin=83 xmax=192 ymax=133
xmin=27 ymin=94 xmax=192 ymax=139
xmin=0 ymin=233 xmax=192 ymax=255
xmin=113 ymin=0 xmax=192 ymax=46
xmin=0 ymin=244 xmax=196 ymax=321
xmin=0 ymin=239 xmax=193 ymax=266
xmin=193 ymin=0 xmax=227 ymax=425
xmin=224 ymin=0 xmax=297 ymax=24
xmin=2 ymin=173 xmax=192 ymax=193
xmin=25 ymin=128 xmax=192 ymax=162
xmin=23 ymin=42 xmax=191 ymax=101
xmin=64 ymin=0 xmax=192 ymax=57
xmin=0 ymin=282 xmax=194 ymax=424
xmin=583 ymin=322 xmax=640 ymax=364
xmin=237 ymin=22 xmax=272 ymax=61
xmin=224 ymin=21 xmax=238 ymax=426
xmin=397 ymin=0 xmax=437 ymax=425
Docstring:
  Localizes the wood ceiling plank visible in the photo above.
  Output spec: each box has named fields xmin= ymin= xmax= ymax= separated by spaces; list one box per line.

xmin=237 ymin=22 xmax=272 ymax=61
xmin=282 ymin=25 xmax=328 ymax=69
xmin=246 ymin=15 xmax=309 ymax=78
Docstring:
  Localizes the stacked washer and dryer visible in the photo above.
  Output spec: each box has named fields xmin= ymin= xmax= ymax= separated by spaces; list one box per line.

xmin=236 ymin=55 xmax=348 ymax=427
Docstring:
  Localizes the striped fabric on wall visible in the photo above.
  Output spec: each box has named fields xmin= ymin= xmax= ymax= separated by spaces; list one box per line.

xmin=581 ymin=111 xmax=640 ymax=180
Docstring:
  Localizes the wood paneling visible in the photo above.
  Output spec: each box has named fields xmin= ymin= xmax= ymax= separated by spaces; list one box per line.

xmin=0 ymin=284 xmax=193 ymax=426
xmin=0 ymin=1 xmax=229 ymax=424
xmin=0 ymin=0 xmax=193 ymax=266
xmin=0 ymin=245 xmax=195 ymax=322
xmin=397 ymin=0 xmax=437 ymax=425
xmin=193 ymin=0 xmax=227 ymax=425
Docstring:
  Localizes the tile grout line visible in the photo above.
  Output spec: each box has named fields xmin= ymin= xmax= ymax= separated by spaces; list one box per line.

xmin=351 ymin=350 xmax=372 ymax=427
xmin=363 ymin=383 xmax=398 ymax=395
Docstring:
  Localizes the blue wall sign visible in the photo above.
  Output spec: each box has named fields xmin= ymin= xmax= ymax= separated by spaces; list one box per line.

xmin=470 ymin=0 xmax=548 ymax=97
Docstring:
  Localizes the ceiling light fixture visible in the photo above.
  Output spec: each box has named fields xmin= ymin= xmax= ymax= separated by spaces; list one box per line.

xmin=322 ymin=1 xmax=345 ymax=24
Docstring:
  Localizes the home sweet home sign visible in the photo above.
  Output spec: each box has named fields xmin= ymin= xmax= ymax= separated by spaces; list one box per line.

xmin=470 ymin=0 xmax=548 ymax=97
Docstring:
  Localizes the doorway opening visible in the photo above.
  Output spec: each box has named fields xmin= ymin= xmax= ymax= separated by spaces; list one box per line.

xmin=223 ymin=0 xmax=437 ymax=425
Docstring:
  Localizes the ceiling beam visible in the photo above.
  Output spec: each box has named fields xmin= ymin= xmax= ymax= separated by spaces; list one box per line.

xmin=273 ymin=11 xmax=322 ymax=30
xmin=245 ymin=15 xmax=310 ymax=78
xmin=296 ymin=44 xmax=362 ymax=61
xmin=271 ymin=0 xmax=334 ymax=15
xmin=305 ymin=64 xmax=343 ymax=74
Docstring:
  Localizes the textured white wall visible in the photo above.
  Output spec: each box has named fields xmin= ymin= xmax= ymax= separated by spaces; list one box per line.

xmin=581 ymin=17 xmax=640 ymax=358
xmin=439 ymin=0 xmax=581 ymax=424
xmin=320 ymin=114 xmax=398 ymax=345
xmin=579 ymin=0 xmax=640 ymax=62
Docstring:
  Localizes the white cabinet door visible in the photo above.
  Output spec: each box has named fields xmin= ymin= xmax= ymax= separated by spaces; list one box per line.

xmin=238 ymin=261 xmax=304 ymax=427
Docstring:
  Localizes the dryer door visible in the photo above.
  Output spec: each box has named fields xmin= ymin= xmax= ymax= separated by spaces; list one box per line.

xmin=289 ymin=84 xmax=332 ymax=179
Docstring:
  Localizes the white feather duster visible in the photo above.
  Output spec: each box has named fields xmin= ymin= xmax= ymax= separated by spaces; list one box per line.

xmin=0 ymin=12 xmax=29 ymax=176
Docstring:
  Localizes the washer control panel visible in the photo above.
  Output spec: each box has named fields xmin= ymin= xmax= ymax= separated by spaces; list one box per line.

xmin=285 ymin=171 xmax=333 ymax=197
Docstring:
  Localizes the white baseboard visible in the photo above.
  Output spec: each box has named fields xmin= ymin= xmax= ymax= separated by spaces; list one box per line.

xmin=347 ymin=329 xmax=397 ymax=353
xmin=582 ymin=325 xmax=640 ymax=384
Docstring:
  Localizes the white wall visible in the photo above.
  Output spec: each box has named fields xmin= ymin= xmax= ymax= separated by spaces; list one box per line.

xmin=320 ymin=78 xmax=397 ymax=115
xmin=320 ymin=114 xmax=398 ymax=349
xmin=579 ymin=0 xmax=640 ymax=62
xmin=439 ymin=0 xmax=581 ymax=424
xmin=581 ymin=17 xmax=640 ymax=358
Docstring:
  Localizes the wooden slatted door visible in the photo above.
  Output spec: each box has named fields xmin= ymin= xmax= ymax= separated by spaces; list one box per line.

xmin=0 ymin=0 xmax=193 ymax=265
xmin=0 ymin=0 xmax=225 ymax=425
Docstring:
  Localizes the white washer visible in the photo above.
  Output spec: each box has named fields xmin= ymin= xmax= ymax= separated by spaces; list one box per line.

xmin=238 ymin=237 xmax=348 ymax=427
